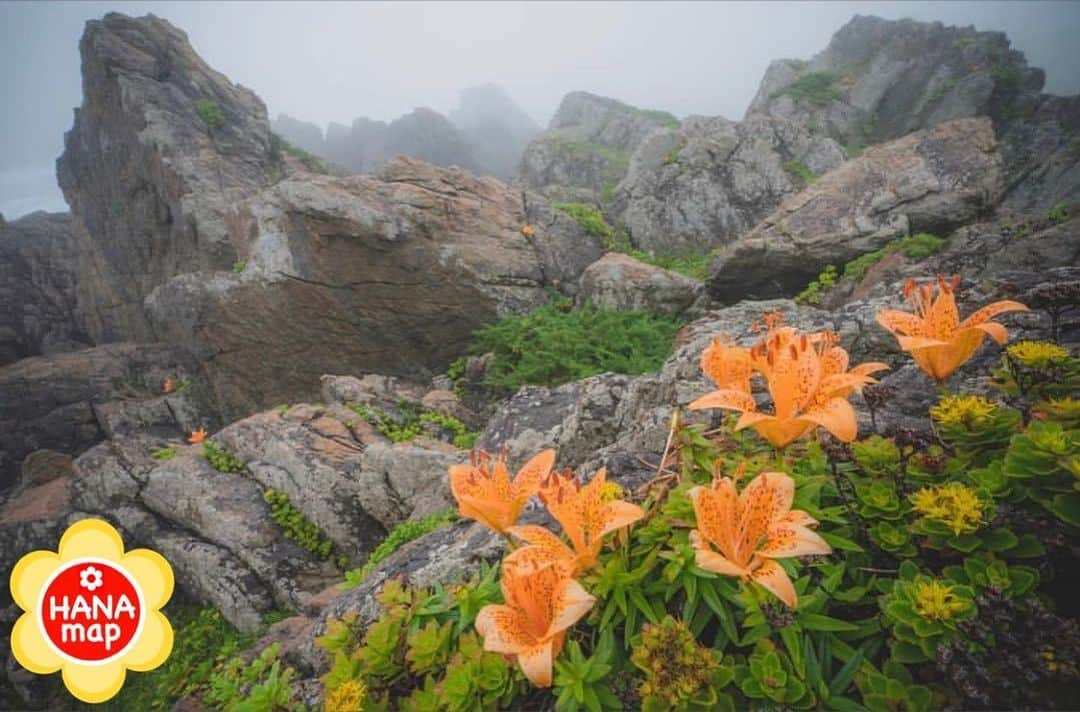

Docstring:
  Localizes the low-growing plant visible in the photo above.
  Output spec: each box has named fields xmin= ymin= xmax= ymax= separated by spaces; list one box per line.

xmin=467 ymin=302 xmax=682 ymax=389
xmin=1047 ymin=202 xmax=1071 ymax=224
xmin=795 ymin=264 xmax=838 ymax=304
xmin=348 ymin=400 xmax=479 ymax=448
xmin=842 ymin=233 xmax=945 ymax=283
xmin=781 ymin=159 xmax=816 ymax=186
xmin=204 ymin=440 xmax=247 ymax=474
xmin=342 ymin=509 xmax=457 ymax=589
xmin=204 ymin=642 xmax=306 ymax=711
xmin=771 ymin=71 xmax=843 ymax=106
xmin=232 ymin=259 xmax=246 ymax=273
xmin=150 ymin=447 xmax=176 ymax=461
xmin=263 ymin=488 xmax=343 ymax=565
xmin=269 ymin=132 xmax=330 ymax=174
xmin=195 ymin=99 xmax=224 ymax=130
xmin=626 ymin=248 xmax=711 ymax=280
xmin=554 ymin=202 xmax=619 ymax=249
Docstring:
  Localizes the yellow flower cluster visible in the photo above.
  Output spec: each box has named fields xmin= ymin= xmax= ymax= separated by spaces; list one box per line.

xmin=324 ymin=679 xmax=367 ymax=712
xmin=913 ymin=579 xmax=968 ymax=621
xmin=1007 ymin=340 xmax=1070 ymax=367
xmin=599 ymin=480 xmax=625 ymax=503
xmin=910 ymin=482 xmax=985 ymax=535
xmin=929 ymin=394 xmax=998 ymax=429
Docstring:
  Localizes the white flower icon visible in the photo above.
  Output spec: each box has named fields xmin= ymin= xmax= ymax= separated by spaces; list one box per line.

xmin=79 ymin=566 xmax=103 ymax=591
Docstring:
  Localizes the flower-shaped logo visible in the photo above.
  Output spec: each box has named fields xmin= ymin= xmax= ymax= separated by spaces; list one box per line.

xmin=9 ymin=518 xmax=174 ymax=703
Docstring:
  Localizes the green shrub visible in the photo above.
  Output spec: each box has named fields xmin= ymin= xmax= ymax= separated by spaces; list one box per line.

xmin=1048 ymin=202 xmax=1070 ymax=224
xmin=204 ymin=642 xmax=306 ymax=712
xmin=781 ymin=159 xmax=817 ymax=186
xmin=467 ymin=302 xmax=682 ymax=389
xmin=554 ymin=202 xmax=618 ymax=249
xmin=232 ymin=259 xmax=246 ymax=273
xmin=771 ymin=71 xmax=843 ymax=106
xmin=195 ymin=99 xmax=224 ymax=130
xmin=348 ymin=400 xmax=478 ymax=448
xmin=841 ymin=233 xmax=945 ymax=282
xmin=203 ymin=441 xmax=247 ymax=474
xmin=263 ymin=488 xmax=342 ymax=564
xmin=795 ymin=264 xmax=838 ymax=305
xmin=342 ymin=510 xmax=458 ymax=589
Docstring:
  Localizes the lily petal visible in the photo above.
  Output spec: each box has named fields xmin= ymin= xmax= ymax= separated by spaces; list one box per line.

xmin=599 ymin=499 xmax=645 ymax=537
xmin=972 ymin=321 xmax=1008 ymax=345
xmin=543 ymin=578 xmax=596 ymax=639
xmin=750 ymin=558 xmax=798 ymax=608
xmin=517 ymin=640 xmax=556 ymax=688
xmin=512 ymin=449 xmax=557 ymax=499
xmin=876 ymin=309 xmax=928 ymax=338
xmin=688 ymin=388 xmax=757 ymax=413
xmin=760 ymin=525 xmax=832 ymax=558
xmin=692 ymin=537 xmax=749 ymax=578
xmin=959 ymin=300 xmax=1029 ymax=328
xmin=799 ymin=397 xmax=858 ymax=442
xmin=475 ymin=604 xmax=535 ymax=655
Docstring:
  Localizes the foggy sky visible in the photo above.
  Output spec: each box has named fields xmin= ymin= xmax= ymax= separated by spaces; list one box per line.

xmin=3 ymin=1 xmax=1080 ymax=218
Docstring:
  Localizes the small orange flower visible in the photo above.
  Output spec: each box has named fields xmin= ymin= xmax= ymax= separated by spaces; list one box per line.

xmin=475 ymin=558 xmax=595 ymax=687
xmin=521 ymin=224 xmax=535 ymax=238
xmin=188 ymin=429 xmax=208 ymax=444
xmin=449 ymin=449 xmax=555 ymax=534
xmin=877 ymin=275 xmax=1028 ymax=383
xmin=162 ymin=378 xmax=176 ymax=394
xmin=690 ymin=316 xmax=887 ymax=448
xmin=689 ymin=470 xmax=830 ymax=607
xmin=505 ymin=468 xmax=644 ymax=576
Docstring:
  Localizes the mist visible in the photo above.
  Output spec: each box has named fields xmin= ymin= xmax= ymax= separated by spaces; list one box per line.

xmin=3 ymin=0 xmax=1080 ymax=218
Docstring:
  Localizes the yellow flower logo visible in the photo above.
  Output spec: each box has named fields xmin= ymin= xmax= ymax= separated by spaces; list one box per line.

xmin=9 ymin=518 xmax=174 ymax=703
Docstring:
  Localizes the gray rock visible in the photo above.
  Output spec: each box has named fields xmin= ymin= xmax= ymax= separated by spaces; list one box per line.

xmin=707 ymin=117 xmax=1003 ymax=303
xmin=578 ymin=253 xmax=706 ymax=317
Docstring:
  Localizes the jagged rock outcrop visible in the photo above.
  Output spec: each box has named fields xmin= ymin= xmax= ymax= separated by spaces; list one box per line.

xmin=0 ymin=211 xmax=90 ymax=365
xmin=748 ymin=15 xmax=1040 ymax=147
xmin=0 ymin=342 xmax=203 ymax=493
xmin=609 ymin=113 xmax=846 ymax=254
xmin=50 ymin=14 xmax=602 ymax=419
xmin=449 ymin=84 xmax=541 ymax=179
xmin=577 ymin=252 xmax=706 ymax=317
xmin=57 ymin=12 xmax=277 ymax=344
xmin=518 ymin=91 xmax=679 ymax=202
xmin=707 ymin=117 xmax=1003 ymax=302
xmin=999 ymin=94 xmax=1080 ymax=212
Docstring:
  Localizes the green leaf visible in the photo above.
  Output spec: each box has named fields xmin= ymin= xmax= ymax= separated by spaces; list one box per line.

xmin=820 ymin=530 xmax=865 ymax=552
xmin=1051 ymin=492 xmax=1080 ymax=527
xmin=800 ymin=613 xmax=859 ymax=632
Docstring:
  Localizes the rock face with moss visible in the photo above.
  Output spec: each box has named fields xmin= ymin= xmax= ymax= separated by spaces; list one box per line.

xmin=518 ymin=91 xmax=677 ymax=202
xmin=610 ymin=113 xmax=846 ymax=254
xmin=707 ymin=117 xmax=1003 ymax=302
xmin=748 ymin=15 xmax=1040 ymax=148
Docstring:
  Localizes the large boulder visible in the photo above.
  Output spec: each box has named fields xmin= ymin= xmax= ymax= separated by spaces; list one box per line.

xmin=609 ymin=114 xmax=846 ymax=254
xmin=707 ymin=117 xmax=1003 ymax=303
xmin=578 ymin=253 xmax=706 ymax=317
xmin=55 ymin=14 xmax=603 ymax=419
xmin=748 ymin=15 xmax=1040 ymax=147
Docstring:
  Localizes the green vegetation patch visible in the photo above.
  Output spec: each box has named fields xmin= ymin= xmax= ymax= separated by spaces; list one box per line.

xmin=626 ymin=248 xmax=711 ymax=280
xmin=545 ymin=138 xmax=629 ymax=203
xmin=842 ymin=233 xmax=945 ymax=282
xmin=342 ymin=509 xmax=458 ymax=589
xmin=1047 ymin=202 xmax=1071 ymax=224
xmin=781 ymin=159 xmax=817 ymax=187
xmin=771 ymin=71 xmax=843 ymax=106
xmin=263 ymin=488 xmax=344 ymax=565
xmin=203 ymin=441 xmax=247 ymax=474
xmin=554 ymin=202 xmax=620 ymax=250
xmin=195 ymin=99 xmax=224 ymax=130
xmin=348 ymin=400 xmax=478 ymax=449
xmin=795 ymin=264 xmax=838 ymax=305
xmin=150 ymin=447 xmax=176 ymax=461
xmin=269 ymin=132 xmax=330 ymax=174
xmin=468 ymin=302 xmax=682 ymax=389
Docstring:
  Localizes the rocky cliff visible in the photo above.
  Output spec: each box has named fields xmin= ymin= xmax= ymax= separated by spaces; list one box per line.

xmin=449 ymin=83 xmax=541 ymax=179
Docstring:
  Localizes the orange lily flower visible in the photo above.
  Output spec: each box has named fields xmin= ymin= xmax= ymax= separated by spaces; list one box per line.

xmin=700 ymin=335 xmax=753 ymax=393
xmin=689 ymin=318 xmax=887 ymax=448
xmin=877 ymin=275 xmax=1029 ymax=383
xmin=449 ymin=449 xmax=556 ymax=534
xmin=521 ymin=224 xmax=536 ymax=238
xmin=188 ymin=428 xmax=208 ymax=444
xmin=475 ymin=558 xmax=595 ymax=687
xmin=505 ymin=468 xmax=644 ymax=576
xmin=689 ymin=470 xmax=830 ymax=607
xmin=162 ymin=377 xmax=176 ymax=394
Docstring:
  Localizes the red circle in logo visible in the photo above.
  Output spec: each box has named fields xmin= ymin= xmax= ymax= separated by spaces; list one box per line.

xmin=38 ymin=560 xmax=143 ymax=662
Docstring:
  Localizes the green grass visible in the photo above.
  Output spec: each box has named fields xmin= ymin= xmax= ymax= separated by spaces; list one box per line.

xmin=554 ymin=202 xmax=619 ymax=249
xmin=544 ymin=137 xmax=629 ymax=203
xmin=781 ymin=159 xmax=817 ymax=187
xmin=771 ymin=71 xmax=843 ymax=106
xmin=627 ymin=249 xmax=710 ymax=280
xmin=468 ymin=302 xmax=682 ymax=389
xmin=841 ymin=233 xmax=945 ymax=282
xmin=620 ymin=103 xmax=681 ymax=129
xmin=195 ymin=99 xmax=223 ymax=130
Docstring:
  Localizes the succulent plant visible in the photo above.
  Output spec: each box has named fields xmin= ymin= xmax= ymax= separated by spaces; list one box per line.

xmin=931 ymin=395 xmax=1022 ymax=458
xmin=631 ymin=616 xmax=732 ymax=710
xmin=881 ymin=563 xmax=977 ymax=663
